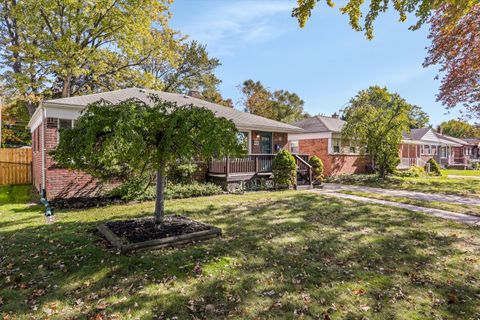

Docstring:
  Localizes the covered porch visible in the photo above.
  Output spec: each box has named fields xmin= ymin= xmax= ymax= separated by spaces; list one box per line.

xmin=208 ymin=153 xmax=311 ymax=181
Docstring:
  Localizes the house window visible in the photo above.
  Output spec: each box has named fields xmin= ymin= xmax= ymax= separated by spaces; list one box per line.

xmin=441 ymin=147 xmax=447 ymax=158
xmin=348 ymin=141 xmax=358 ymax=154
xmin=237 ymin=131 xmax=248 ymax=150
xmin=332 ymin=139 xmax=340 ymax=154
xmin=424 ymin=145 xmax=430 ymax=155
xmin=59 ymin=119 xmax=73 ymax=130
xmin=58 ymin=119 xmax=74 ymax=142
xmin=290 ymin=141 xmax=299 ymax=154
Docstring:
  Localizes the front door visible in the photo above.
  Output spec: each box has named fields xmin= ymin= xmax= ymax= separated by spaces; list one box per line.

xmin=259 ymin=132 xmax=272 ymax=154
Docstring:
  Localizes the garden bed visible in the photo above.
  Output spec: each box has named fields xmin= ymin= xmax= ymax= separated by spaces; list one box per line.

xmin=98 ymin=215 xmax=221 ymax=253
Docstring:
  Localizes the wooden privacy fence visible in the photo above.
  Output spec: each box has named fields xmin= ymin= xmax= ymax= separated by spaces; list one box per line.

xmin=0 ymin=148 xmax=32 ymax=185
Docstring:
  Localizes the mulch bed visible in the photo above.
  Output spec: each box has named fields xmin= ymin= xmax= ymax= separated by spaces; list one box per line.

xmin=50 ymin=196 xmax=127 ymax=209
xmin=105 ymin=215 xmax=215 ymax=244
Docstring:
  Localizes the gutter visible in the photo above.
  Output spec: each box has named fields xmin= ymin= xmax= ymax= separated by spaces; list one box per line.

xmin=40 ymin=103 xmax=54 ymax=221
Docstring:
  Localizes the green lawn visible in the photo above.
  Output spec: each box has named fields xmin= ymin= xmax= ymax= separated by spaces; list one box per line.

xmin=328 ymin=174 xmax=480 ymax=197
xmin=1 ymin=186 xmax=480 ymax=319
xmin=339 ymin=190 xmax=480 ymax=217
xmin=441 ymin=169 xmax=480 ymax=177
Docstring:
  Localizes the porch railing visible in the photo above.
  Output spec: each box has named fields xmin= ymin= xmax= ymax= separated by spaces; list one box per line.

xmin=208 ymin=154 xmax=310 ymax=176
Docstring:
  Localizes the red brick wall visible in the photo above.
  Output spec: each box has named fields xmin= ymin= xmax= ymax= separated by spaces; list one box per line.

xmin=37 ymin=117 xmax=115 ymax=199
xmin=298 ymin=138 xmax=368 ymax=176
xmin=399 ymin=144 xmax=418 ymax=158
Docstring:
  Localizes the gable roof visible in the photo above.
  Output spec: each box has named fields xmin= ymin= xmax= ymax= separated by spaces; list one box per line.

xmin=38 ymin=87 xmax=303 ymax=133
xmin=293 ymin=115 xmax=345 ymax=133
xmin=402 ymin=128 xmax=431 ymax=141
xmin=403 ymin=127 xmax=466 ymax=146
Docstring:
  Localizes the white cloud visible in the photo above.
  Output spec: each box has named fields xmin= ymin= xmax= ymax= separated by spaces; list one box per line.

xmin=178 ymin=1 xmax=293 ymax=56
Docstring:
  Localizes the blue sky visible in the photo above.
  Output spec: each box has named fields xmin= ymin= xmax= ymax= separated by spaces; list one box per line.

xmin=169 ymin=0 xmax=463 ymax=126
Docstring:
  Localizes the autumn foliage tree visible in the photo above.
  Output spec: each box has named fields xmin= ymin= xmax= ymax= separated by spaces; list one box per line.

xmin=292 ymin=0 xmax=475 ymax=40
xmin=424 ymin=3 xmax=480 ymax=118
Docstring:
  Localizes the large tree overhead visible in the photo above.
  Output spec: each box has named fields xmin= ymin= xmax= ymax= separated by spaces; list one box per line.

xmin=424 ymin=3 xmax=480 ymax=119
xmin=439 ymin=119 xmax=480 ymax=138
xmin=342 ymin=86 xmax=412 ymax=179
xmin=0 ymin=1 xmax=228 ymax=117
xmin=408 ymin=105 xmax=430 ymax=129
xmin=240 ymin=79 xmax=309 ymax=123
xmin=292 ymin=0 xmax=475 ymax=39
xmin=53 ymin=97 xmax=244 ymax=222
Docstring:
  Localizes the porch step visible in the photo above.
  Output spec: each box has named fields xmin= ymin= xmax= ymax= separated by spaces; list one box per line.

xmin=295 ymin=184 xmax=313 ymax=190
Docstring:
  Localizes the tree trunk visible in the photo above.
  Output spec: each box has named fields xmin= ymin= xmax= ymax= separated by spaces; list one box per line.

xmin=154 ymin=165 xmax=166 ymax=223
xmin=62 ymin=75 xmax=72 ymax=98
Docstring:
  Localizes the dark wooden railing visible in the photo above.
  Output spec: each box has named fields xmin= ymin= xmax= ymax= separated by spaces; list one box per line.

xmin=293 ymin=154 xmax=312 ymax=186
xmin=208 ymin=154 xmax=277 ymax=174
xmin=209 ymin=153 xmax=312 ymax=183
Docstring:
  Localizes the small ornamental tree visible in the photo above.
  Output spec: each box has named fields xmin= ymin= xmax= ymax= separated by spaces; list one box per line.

xmin=426 ymin=158 xmax=442 ymax=176
xmin=52 ymin=96 xmax=245 ymax=222
xmin=272 ymin=150 xmax=297 ymax=188
xmin=308 ymin=155 xmax=324 ymax=184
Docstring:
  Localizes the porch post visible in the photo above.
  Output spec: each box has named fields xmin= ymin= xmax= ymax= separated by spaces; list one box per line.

xmin=225 ymin=155 xmax=230 ymax=179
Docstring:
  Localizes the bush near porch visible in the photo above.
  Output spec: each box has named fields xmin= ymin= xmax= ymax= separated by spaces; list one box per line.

xmin=1 ymin=185 xmax=480 ymax=319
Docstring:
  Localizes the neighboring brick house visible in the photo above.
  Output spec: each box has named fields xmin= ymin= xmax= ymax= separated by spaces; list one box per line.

xmin=288 ymin=115 xmax=478 ymax=176
xmin=399 ymin=128 xmax=477 ymax=169
xmin=289 ymin=116 xmax=368 ymax=176
xmin=28 ymin=88 xmax=305 ymax=199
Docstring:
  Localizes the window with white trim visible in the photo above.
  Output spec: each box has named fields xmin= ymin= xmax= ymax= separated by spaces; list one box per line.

xmin=290 ymin=141 xmax=299 ymax=154
xmin=441 ymin=147 xmax=447 ymax=158
xmin=332 ymin=138 xmax=340 ymax=153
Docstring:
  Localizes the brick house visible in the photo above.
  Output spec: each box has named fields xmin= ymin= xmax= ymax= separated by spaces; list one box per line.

xmin=28 ymin=88 xmax=307 ymax=199
xmin=288 ymin=116 xmax=369 ymax=176
xmin=289 ymin=115 xmax=478 ymax=176
xmin=399 ymin=128 xmax=477 ymax=169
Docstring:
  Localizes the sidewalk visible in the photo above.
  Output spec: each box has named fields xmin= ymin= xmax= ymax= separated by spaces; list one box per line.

xmin=321 ymin=183 xmax=480 ymax=206
xmin=311 ymin=184 xmax=480 ymax=225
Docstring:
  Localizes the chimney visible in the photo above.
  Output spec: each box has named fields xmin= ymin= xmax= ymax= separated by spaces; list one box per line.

xmin=436 ymin=125 xmax=443 ymax=135
xmin=188 ymin=90 xmax=202 ymax=99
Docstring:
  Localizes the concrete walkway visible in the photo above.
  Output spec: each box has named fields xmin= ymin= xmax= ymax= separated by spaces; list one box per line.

xmin=321 ymin=183 xmax=480 ymax=206
xmin=311 ymin=185 xmax=480 ymax=225
xmin=447 ymin=174 xmax=480 ymax=180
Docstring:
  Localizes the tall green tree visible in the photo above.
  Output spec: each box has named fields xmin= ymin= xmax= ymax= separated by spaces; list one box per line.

xmin=1 ymin=1 xmax=229 ymax=118
xmin=408 ymin=105 xmax=430 ymax=129
xmin=342 ymin=86 xmax=412 ymax=179
xmin=439 ymin=119 xmax=480 ymax=138
xmin=240 ymin=79 xmax=308 ymax=123
xmin=0 ymin=0 xmax=177 ymax=115
xmin=53 ymin=97 xmax=244 ymax=222
xmin=292 ymin=0 xmax=474 ymax=39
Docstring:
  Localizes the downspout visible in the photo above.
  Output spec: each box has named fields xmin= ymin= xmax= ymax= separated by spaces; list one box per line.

xmin=40 ymin=103 xmax=54 ymax=221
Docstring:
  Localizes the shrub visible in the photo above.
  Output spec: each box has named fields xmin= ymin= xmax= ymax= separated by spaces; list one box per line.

xmin=396 ymin=166 xmax=427 ymax=177
xmin=471 ymin=161 xmax=479 ymax=170
xmin=426 ymin=158 xmax=442 ymax=176
xmin=168 ymin=160 xmax=198 ymax=184
xmin=110 ymin=181 xmax=223 ymax=201
xmin=308 ymin=156 xmax=324 ymax=184
xmin=164 ymin=182 xmax=223 ymax=200
xmin=272 ymin=150 xmax=296 ymax=188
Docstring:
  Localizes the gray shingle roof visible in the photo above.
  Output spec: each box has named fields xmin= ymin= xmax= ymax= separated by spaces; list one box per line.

xmin=43 ymin=87 xmax=303 ymax=133
xmin=402 ymin=128 xmax=431 ymax=140
xmin=293 ymin=115 xmax=345 ymax=133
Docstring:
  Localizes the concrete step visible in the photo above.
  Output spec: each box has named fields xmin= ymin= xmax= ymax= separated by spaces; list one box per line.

xmin=295 ymin=184 xmax=313 ymax=190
